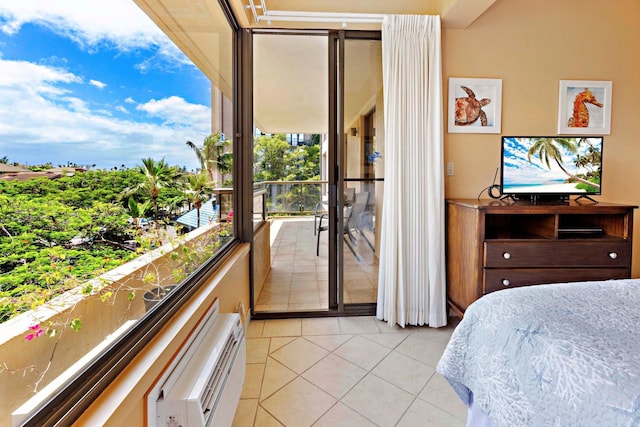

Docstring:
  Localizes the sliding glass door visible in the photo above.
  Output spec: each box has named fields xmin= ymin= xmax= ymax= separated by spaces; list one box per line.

xmin=251 ymin=31 xmax=382 ymax=316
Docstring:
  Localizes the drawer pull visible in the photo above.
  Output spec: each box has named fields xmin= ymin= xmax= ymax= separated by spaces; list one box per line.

xmin=503 ymin=252 xmax=511 ymax=259
xmin=502 ymin=279 xmax=511 ymax=286
xmin=609 ymin=252 xmax=618 ymax=259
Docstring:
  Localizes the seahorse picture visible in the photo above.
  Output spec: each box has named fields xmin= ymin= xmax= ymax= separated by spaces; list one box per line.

xmin=558 ymin=80 xmax=612 ymax=135
xmin=567 ymin=87 xmax=604 ymax=128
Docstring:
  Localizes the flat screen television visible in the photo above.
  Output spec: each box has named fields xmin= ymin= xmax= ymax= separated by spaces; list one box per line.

xmin=500 ymin=136 xmax=603 ymax=202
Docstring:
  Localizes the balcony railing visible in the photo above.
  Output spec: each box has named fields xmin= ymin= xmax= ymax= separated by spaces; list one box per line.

xmin=254 ymin=180 xmax=327 ymax=216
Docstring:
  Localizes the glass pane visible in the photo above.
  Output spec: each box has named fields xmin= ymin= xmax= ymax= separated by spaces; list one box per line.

xmin=342 ymin=38 xmax=383 ymax=304
xmin=252 ymin=33 xmax=329 ymax=313
xmin=0 ymin=1 xmax=234 ymax=421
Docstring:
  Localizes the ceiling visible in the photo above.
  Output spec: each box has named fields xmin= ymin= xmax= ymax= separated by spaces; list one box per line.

xmin=133 ymin=0 xmax=498 ymax=133
xmin=230 ymin=0 xmax=498 ymax=31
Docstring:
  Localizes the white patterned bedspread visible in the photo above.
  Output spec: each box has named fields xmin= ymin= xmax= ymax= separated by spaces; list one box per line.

xmin=436 ymin=279 xmax=640 ymax=427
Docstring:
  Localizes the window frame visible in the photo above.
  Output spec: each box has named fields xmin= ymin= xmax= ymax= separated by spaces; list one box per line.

xmin=19 ymin=1 xmax=243 ymax=425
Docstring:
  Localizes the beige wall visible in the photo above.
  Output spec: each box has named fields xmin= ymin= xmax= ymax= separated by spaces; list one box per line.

xmin=443 ymin=0 xmax=640 ymax=276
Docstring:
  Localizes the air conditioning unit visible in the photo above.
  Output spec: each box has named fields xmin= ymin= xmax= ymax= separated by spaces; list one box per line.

xmin=148 ymin=299 xmax=246 ymax=427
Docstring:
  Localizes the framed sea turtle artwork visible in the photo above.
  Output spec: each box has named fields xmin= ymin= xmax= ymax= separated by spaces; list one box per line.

xmin=448 ymin=77 xmax=502 ymax=134
xmin=558 ymin=80 xmax=612 ymax=135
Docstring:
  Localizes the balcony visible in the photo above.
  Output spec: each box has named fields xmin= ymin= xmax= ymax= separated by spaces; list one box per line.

xmin=254 ymin=180 xmax=379 ymax=312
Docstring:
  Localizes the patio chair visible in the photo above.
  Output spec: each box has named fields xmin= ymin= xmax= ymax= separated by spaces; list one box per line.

xmin=313 ymin=188 xmax=355 ymax=235
xmin=316 ymin=191 xmax=369 ymax=260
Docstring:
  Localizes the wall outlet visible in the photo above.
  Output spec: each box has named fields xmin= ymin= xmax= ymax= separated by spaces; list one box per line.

xmin=446 ymin=162 xmax=455 ymax=176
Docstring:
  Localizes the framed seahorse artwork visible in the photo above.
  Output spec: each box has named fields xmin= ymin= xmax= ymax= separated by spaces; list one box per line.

xmin=558 ymin=80 xmax=612 ymax=135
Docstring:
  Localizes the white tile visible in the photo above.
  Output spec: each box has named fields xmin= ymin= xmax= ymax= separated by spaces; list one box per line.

xmin=261 ymin=318 xmax=301 ymax=337
xmin=269 ymin=337 xmax=328 ymax=374
xmin=254 ymin=406 xmax=284 ymax=426
xmin=241 ymin=363 xmax=265 ymax=399
xmin=361 ymin=331 xmax=410 ymax=349
xmin=260 ymin=357 xmax=297 ymax=401
xmin=372 ymin=350 xmax=435 ymax=395
xmin=338 ymin=316 xmax=381 ymax=334
xmin=395 ymin=332 xmax=450 ymax=368
xmin=397 ymin=398 xmax=466 ymax=427
xmin=232 ymin=398 xmax=258 ymax=427
xmin=245 ymin=320 xmax=264 ymax=338
xmin=333 ymin=335 xmax=391 ymax=371
xmin=303 ymin=353 xmax=367 ymax=399
xmin=313 ymin=402 xmax=377 ymax=427
xmin=341 ymin=373 xmax=414 ymax=427
xmin=268 ymin=337 xmax=296 ymax=353
xmin=246 ymin=338 xmax=270 ymax=364
xmin=301 ymin=317 xmax=341 ymax=335
xmin=419 ymin=373 xmax=468 ymax=421
xmin=261 ymin=377 xmax=337 ymax=426
xmin=288 ymin=290 xmax=320 ymax=304
xmin=304 ymin=334 xmax=353 ymax=351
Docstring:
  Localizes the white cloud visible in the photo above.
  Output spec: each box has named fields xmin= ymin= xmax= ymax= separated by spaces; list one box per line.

xmin=0 ymin=58 xmax=210 ymax=169
xmin=0 ymin=0 xmax=189 ymax=66
xmin=124 ymin=97 xmax=135 ymax=104
xmin=115 ymin=105 xmax=128 ymax=114
xmin=137 ymin=96 xmax=211 ymax=128
xmin=89 ymin=79 xmax=106 ymax=89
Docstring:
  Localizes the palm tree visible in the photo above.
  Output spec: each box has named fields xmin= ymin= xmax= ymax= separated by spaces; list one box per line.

xmin=526 ymin=138 xmax=600 ymax=190
xmin=183 ymin=173 xmax=215 ymax=228
xmin=123 ymin=158 xmax=178 ymax=221
xmin=186 ymin=133 xmax=233 ymax=185
xmin=126 ymin=197 xmax=151 ymax=230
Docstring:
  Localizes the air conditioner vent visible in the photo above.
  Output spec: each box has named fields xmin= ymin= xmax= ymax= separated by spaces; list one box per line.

xmin=148 ymin=300 xmax=246 ymax=427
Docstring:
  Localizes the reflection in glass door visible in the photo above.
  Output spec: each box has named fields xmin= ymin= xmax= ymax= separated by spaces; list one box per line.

xmin=338 ymin=36 xmax=383 ymax=309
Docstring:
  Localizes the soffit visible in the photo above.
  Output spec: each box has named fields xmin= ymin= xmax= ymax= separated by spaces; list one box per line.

xmin=231 ymin=0 xmax=498 ymax=30
xmin=133 ymin=0 xmax=498 ymax=133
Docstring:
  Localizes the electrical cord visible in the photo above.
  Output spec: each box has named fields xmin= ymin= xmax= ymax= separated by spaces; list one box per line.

xmin=477 ymin=167 xmax=502 ymax=199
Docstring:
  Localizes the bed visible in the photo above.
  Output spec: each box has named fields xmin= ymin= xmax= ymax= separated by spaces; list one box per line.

xmin=436 ymin=278 xmax=640 ymax=427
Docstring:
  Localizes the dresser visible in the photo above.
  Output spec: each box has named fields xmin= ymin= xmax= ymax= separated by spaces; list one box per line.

xmin=446 ymin=199 xmax=636 ymax=316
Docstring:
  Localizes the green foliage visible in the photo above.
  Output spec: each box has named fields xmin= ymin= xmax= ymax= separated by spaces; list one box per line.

xmin=0 ymin=160 xmax=234 ymax=323
xmin=253 ymin=134 xmax=322 ymax=212
xmin=0 ymin=169 xmax=158 ymax=322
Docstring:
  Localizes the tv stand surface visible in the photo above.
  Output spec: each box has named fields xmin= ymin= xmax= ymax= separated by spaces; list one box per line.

xmin=446 ymin=199 xmax=637 ymax=316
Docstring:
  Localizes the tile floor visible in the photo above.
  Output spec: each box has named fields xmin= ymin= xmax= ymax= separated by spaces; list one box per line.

xmin=232 ymin=316 xmax=466 ymax=426
xmin=256 ymin=218 xmax=379 ymax=312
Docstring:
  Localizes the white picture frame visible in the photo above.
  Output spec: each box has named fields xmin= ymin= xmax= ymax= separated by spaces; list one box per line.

xmin=448 ymin=77 xmax=502 ymax=134
xmin=557 ymin=80 xmax=612 ymax=135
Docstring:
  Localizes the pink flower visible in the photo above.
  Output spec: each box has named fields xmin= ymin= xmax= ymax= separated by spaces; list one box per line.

xmin=25 ymin=324 xmax=44 ymax=341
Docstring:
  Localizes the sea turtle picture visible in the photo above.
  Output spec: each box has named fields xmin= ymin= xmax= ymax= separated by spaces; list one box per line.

xmin=454 ymin=85 xmax=492 ymax=126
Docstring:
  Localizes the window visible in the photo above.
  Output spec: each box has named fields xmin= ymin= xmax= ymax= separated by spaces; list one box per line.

xmin=0 ymin=1 xmax=238 ymax=424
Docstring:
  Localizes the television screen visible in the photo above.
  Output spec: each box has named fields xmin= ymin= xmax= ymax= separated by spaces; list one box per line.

xmin=501 ymin=136 xmax=603 ymax=197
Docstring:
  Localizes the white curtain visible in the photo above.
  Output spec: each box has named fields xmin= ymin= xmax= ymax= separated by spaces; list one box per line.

xmin=376 ymin=15 xmax=447 ymax=328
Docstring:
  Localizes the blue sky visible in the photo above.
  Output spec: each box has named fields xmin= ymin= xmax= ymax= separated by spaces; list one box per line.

xmin=0 ymin=0 xmax=212 ymax=170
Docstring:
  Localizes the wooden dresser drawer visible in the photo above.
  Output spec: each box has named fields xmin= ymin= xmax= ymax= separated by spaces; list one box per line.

xmin=483 ymin=267 xmax=630 ymax=294
xmin=484 ymin=241 xmax=630 ymax=268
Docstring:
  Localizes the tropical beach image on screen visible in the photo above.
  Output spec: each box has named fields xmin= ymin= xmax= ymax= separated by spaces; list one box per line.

xmin=501 ymin=137 xmax=602 ymax=195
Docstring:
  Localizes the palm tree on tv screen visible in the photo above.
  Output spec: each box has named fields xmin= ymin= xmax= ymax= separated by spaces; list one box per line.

xmin=526 ymin=137 xmax=600 ymax=190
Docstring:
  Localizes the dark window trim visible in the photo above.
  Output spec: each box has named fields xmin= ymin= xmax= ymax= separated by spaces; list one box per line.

xmin=20 ymin=1 xmax=242 ymax=425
